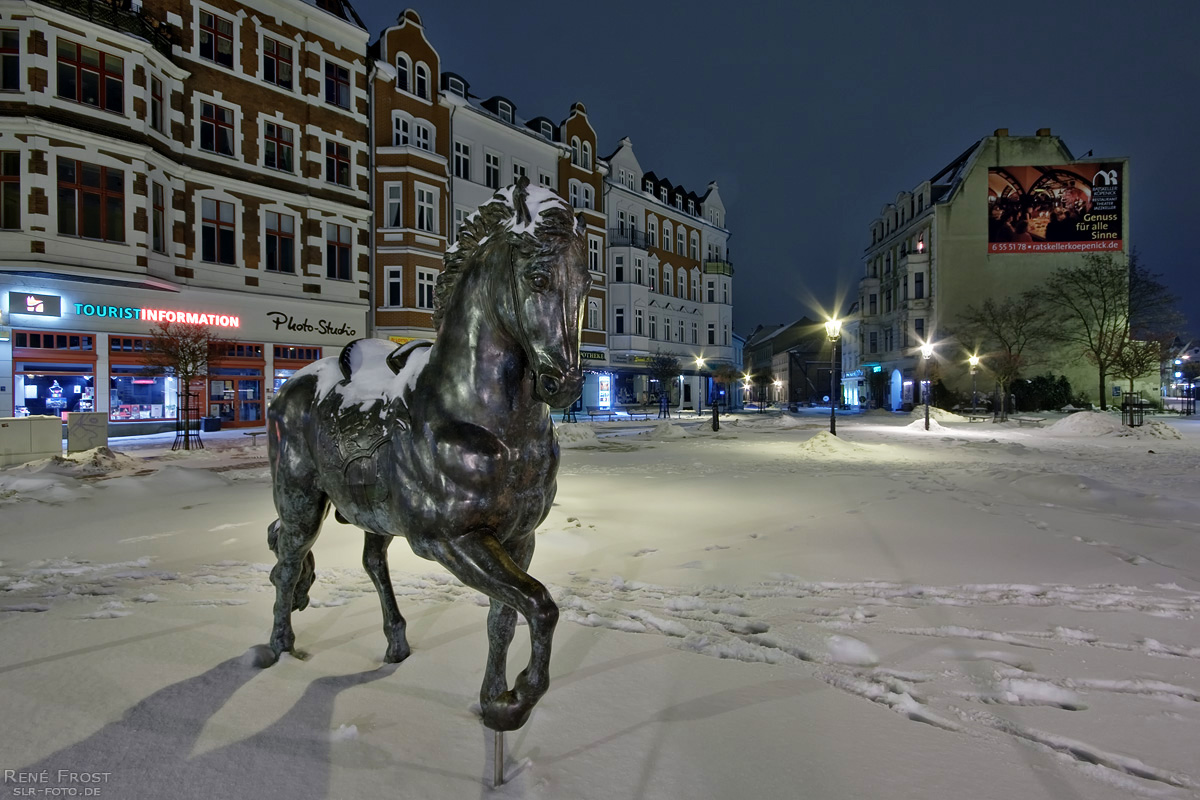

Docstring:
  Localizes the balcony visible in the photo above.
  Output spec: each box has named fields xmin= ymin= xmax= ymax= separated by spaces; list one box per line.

xmin=607 ymin=228 xmax=649 ymax=250
xmin=36 ymin=0 xmax=174 ymax=56
xmin=704 ymin=260 xmax=734 ymax=276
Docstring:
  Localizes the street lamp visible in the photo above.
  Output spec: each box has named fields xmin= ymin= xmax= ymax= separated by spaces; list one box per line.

xmin=968 ymin=355 xmax=980 ymax=411
xmin=824 ymin=318 xmax=842 ymax=435
xmin=920 ymin=341 xmax=935 ymax=431
xmin=695 ymin=357 xmax=705 ymax=415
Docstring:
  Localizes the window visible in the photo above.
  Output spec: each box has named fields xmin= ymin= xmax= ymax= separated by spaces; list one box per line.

xmin=415 ymin=64 xmax=428 ymax=99
xmin=150 ymin=77 xmax=163 ymax=131
xmin=570 ymin=137 xmax=580 ymax=166
xmin=263 ymin=38 xmax=293 ymax=90
xmin=199 ymin=101 xmax=234 ymax=156
xmin=396 ymin=56 xmax=409 ymax=92
xmin=57 ymin=158 xmax=123 ymax=242
xmin=416 ymin=267 xmax=436 ymax=309
xmin=635 ymin=308 xmax=643 ymax=336
xmin=869 ymin=293 xmax=877 ymax=315
xmin=384 ymin=183 xmax=402 ymax=227
xmin=613 ymin=255 xmax=624 ymax=282
xmin=659 ymin=187 xmax=667 ymax=203
xmin=325 ymin=140 xmax=351 ymax=186
xmin=678 ymin=320 xmax=684 ymax=342
xmin=200 ymin=197 xmax=234 ymax=264
xmin=675 ymin=195 xmax=682 ymax=210
xmin=914 ymin=317 xmax=925 ymax=340
xmin=707 ymin=323 xmax=715 ymax=345
xmin=692 ymin=272 xmax=699 ymax=299
xmin=677 ymin=229 xmax=685 ymax=254
xmin=150 ymin=181 xmax=164 ymax=252
xmin=588 ymin=300 xmax=600 ymax=330
xmin=497 ymin=101 xmax=512 ymax=123
xmin=453 ymin=141 xmax=470 ymax=179
xmin=581 ymin=142 xmax=591 ymax=169
xmin=663 ymin=317 xmax=670 ymax=340
xmin=723 ymin=283 xmax=728 ymax=304
xmin=663 ymin=266 xmax=672 ymax=295
xmin=691 ymin=322 xmax=697 ymax=344
xmin=663 ymin=223 xmax=672 ymax=252
xmin=264 ymin=211 xmax=294 ymax=273
xmin=582 ymin=185 xmax=592 ymax=209
xmin=540 ymin=120 xmax=553 ymax=139
xmin=454 ymin=207 xmax=468 ymax=240
xmin=416 ymin=186 xmax=435 ymax=232
xmin=199 ymin=10 xmax=234 ymax=68
xmin=588 ymin=236 xmax=600 ymax=271
xmin=648 ymin=264 xmax=657 ymax=290
xmin=0 ymin=29 xmax=17 ymax=91
xmin=869 ymin=331 xmax=878 ymax=354
xmin=617 ymin=210 xmax=626 ymax=236
xmin=648 ymin=314 xmax=655 ymax=340
xmin=539 ymin=172 xmax=552 ymax=188
xmin=57 ymin=40 xmax=123 ymax=113
xmin=615 ymin=307 xmax=625 ymax=334
xmin=485 ymin=153 xmax=500 ymax=189
xmin=1 ymin=151 xmax=19 ymax=230
xmin=690 ymin=233 xmax=698 ymax=260
xmin=325 ymin=61 xmax=350 ymax=108
xmin=914 ymin=272 xmax=925 ymax=299
xmin=263 ymin=122 xmax=293 ymax=172
xmin=386 ymin=267 xmax=401 ymax=306
xmin=707 ymin=280 xmax=714 ymax=302
xmin=447 ymin=76 xmax=465 ymax=96
xmin=569 ymin=182 xmax=579 ymax=208
xmin=325 ymin=222 xmax=351 ymax=280
xmin=634 ymin=257 xmax=643 ymax=284
xmin=678 ymin=271 xmax=686 ymax=298
xmin=414 ymin=123 xmax=432 ymax=151
xmin=513 ymin=162 xmax=527 ymax=183
xmin=393 ymin=115 xmax=409 ymax=146
xmin=648 ymin=219 xmax=656 ymax=247
xmin=688 ymin=199 xmax=695 ymax=215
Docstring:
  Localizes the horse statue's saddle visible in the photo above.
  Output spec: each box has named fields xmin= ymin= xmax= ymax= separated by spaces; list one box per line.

xmin=315 ymin=338 xmax=432 ymax=517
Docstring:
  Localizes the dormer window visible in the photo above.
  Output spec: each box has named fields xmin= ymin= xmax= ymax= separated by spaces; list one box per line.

xmin=688 ymin=199 xmax=695 ymax=215
xmin=498 ymin=101 xmax=512 ymax=123
xmin=540 ymin=120 xmax=553 ymax=139
xmin=644 ymin=179 xmax=652 ymax=192
xmin=660 ymin=187 xmax=667 ymax=203
xmin=674 ymin=195 xmax=682 ymax=210
xmin=447 ymin=76 xmax=465 ymax=97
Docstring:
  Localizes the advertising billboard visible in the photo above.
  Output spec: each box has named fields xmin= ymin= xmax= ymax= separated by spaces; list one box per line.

xmin=987 ymin=163 xmax=1123 ymax=254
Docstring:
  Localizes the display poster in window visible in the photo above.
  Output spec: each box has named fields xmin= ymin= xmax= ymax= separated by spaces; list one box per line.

xmin=597 ymin=375 xmax=611 ymax=409
xmin=987 ymin=163 xmax=1123 ymax=253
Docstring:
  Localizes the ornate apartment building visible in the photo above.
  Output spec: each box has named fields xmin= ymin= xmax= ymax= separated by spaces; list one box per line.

xmin=0 ymin=0 xmax=370 ymax=428
xmin=604 ymin=137 xmax=732 ymax=409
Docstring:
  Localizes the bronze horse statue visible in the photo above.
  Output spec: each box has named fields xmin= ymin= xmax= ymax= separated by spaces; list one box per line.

xmin=264 ymin=178 xmax=590 ymax=731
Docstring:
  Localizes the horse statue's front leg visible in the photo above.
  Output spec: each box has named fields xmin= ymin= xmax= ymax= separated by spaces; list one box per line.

xmin=429 ymin=530 xmax=557 ymax=731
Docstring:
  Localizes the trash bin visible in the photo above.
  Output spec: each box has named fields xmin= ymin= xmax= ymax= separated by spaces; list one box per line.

xmin=201 ymin=417 xmax=222 ymax=432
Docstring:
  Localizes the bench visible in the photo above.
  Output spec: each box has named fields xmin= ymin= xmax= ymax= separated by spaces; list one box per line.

xmin=585 ymin=406 xmax=615 ymax=421
xmin=622 ymin=406 xmax=654 ymax=420
xmin=1012 ymin=416 xmax=1046 ymax=427
xmin=966 ymin=414 xmax=991 ymax=423
xmin=243 ymin=430 xmax=265 ymax=446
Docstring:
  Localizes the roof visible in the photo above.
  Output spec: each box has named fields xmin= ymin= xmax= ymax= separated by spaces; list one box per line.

xmin=305 ymin=0 xmax=365 ymax=30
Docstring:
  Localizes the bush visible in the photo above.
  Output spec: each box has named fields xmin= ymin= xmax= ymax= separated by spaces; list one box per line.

xmin=1013 ymin=373 xmax=1075 ymax=411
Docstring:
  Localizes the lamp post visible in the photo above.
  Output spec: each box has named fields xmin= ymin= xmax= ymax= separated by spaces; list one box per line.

xmin=824 ymin=317 xmax=842 ymax=435
xmin=920 ymin=341 xmax=934 ymax=430
xmin=695 ymin=356 xmax=705 ymax=415
xmin=968 ymin=355 xmax=980 ymax=411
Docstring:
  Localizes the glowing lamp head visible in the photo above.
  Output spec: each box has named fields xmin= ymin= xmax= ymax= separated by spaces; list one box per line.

xmin=824 ymin=318 xmax=842 ymax=341
xmin=920 ymin=342 xmax=934 ymax=360
xmin=968 ymin=355 xmax=980 ymax=368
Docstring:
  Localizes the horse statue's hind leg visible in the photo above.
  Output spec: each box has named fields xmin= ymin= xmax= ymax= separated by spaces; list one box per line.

xmin=429 ymin=531 xmax=557 ymax=731
xmin=266 ymin=450 xmax=330 ymax=661
xmin=363 ymin=532 xmax=411 ymax=663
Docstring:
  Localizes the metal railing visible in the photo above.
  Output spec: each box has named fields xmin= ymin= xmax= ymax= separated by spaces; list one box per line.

xmin=703 ymin=260 xmax=734 ymax=276
xmin=36 ymin=0 xmax=174 ymax=56
xmin=607 ymin=228 xmax=649 ymax=249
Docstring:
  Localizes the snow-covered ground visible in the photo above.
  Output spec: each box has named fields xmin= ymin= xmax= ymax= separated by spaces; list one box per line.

xmin=1 ymin=409 xmax=1198 ymax=799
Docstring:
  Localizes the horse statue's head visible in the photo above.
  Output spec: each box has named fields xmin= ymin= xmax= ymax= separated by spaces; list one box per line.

xmin=437 ymin=177 xmax=591 ymax=408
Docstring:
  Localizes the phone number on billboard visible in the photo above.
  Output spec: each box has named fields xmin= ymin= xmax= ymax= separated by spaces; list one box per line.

xmin=988 ymin=241 xmax=1123 ymax=254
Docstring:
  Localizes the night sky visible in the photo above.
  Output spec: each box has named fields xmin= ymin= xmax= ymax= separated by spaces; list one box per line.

xmin=355 ymin=0 xmax=1199 ymax=338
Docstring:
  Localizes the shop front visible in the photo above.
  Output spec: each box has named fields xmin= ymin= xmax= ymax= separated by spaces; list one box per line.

xmin=1 ymin=272 xmax=365 ymax=432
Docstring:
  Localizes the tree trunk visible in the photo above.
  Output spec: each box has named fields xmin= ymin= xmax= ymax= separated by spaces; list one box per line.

xmin=1098 ymin=369 xmax=1107 ymax=411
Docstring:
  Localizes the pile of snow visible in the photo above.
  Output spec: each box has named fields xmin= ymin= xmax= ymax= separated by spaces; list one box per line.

xmin=908 ymin=406 xmax=965 ymax=422
xmin=21 ymin=446 xmax=142 ymax=477
xmin=1048 ymin=412 xmax=1182 ymax=439
xmin=647 ymin=421 xmax=689 ymax=440
xmin=0 ymin=472 xmax=90 ymax=504
xmin=557 ymin=422 xmax=600 ymax=447
xmin=905 ymin=418 xmax=948 ymax=432
xmin=797 ymin=430 xmax=867 ymax=455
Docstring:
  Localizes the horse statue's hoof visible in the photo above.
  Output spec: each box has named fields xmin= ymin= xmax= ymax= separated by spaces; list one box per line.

xmin=384 ymin=640 xmax=411 ymax=664
xmin=481 ymin=690 xmax=534 ymax=732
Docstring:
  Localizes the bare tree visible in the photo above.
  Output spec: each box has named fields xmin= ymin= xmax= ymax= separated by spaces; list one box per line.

xmin=1117 ymin=254 xmax=1186 ymax=397
xmin=1042 ymin=253 xmax=1130 ymax=411
xmin=710 ymin=363 xmax=741 ymax=410
xmin=647 ymin=351 xmax=682 ymax=402
xmin=141 ymin=320 xmax=227 ymax=450
xmin=954 ymin=290 xmax=1055 ymax=421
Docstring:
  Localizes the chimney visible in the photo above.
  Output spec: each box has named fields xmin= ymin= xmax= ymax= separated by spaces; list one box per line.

xmin=1036 ymin=127 xmax=1052 ymax=136
xmin=994 ymin=128 xmax=1009 ymax=137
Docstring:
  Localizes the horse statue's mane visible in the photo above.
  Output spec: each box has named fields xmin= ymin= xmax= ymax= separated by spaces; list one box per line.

xmin=435 ymin=176 xmax=581 ymax=330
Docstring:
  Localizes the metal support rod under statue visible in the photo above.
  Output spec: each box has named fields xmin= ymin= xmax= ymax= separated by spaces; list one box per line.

xmin=494 ymin=731 xmax=504 ymax=787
